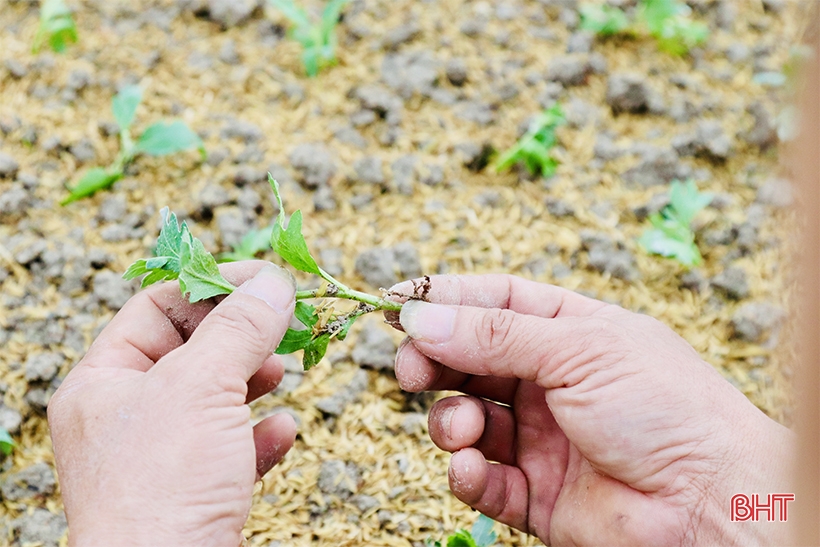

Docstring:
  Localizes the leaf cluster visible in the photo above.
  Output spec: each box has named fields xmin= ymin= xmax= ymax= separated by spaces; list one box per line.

xmin=62 ymin=85 xmax=206 ymax=205
xmin=495 ymin=104 xmax=565 ymax=178
xmin=580 ymin=0 xmax=708 ymax=56
xmin=32 ymin=0 xmax=78 ymax=54
xmin=426 ymin=515 xmax=497 ymax=547
xmin=268 ymin=0 xmax=349 ymax=77
xmin=124 ymin=176 xmax=402 ymax=371
xmin=639 ymin=179 xmax=713 ymax=267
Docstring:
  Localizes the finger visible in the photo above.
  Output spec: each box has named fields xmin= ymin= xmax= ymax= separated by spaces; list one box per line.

xmin=157 ymin=264 xmax=296 ymax=384
xmin=429 ymin=396 xmax=517 ymax=466
xmin=385 ymin=274 xmax=608 ymax=328
xmin=82 ymin=261 xmax=276 ymax=372
xmin=253 ymin=412 xmax=297 ymax=480
xmin=400 ymin=300 xmax=620 ymax=388
xmin=395 ymin=339 xmax=519 ymax=404
xmin=448 ymin=448 xmax=530 ymax=533
xmin=246 ymin=355 xmax=285 ymax=403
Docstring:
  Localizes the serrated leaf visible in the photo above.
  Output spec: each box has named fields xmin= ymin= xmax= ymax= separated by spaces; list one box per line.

xmin=155 ymin=207 xmax=187 ymax=273
xmin=61 ymin=167 xmax=123 ymax=205
xmin=178 ymin=231 xmax=236 ymax=303
xmin=639 ymin=228 xmax=700 ymax=266
xmin=302 ymin=333 xmax=330 ymax=370
xmin=135 ymin=120 xmax=205 ymax=158
xmin=269 ymin=175 xmax=322 ymax=274
xmin=112 ymin=85 xmax=143 ymax=132
xmin=0 ymin=427 xmax=15 ymax=456
xmin=470 ymin=515 xmax=497 ymax=547
xmin=668 ymin=179 xmax=712 ymax=226
xmin=275 ymin=327 xmax=315 ymax=354
xmin=218 ymin=226 xmax=274 ymax=262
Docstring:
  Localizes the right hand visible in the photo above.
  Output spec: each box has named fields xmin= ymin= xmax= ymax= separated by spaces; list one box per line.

xmin=387 ymin=274 xmax=795 ymax=546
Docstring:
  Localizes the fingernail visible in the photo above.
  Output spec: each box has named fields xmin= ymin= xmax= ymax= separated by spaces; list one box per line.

xmin=237 ymin=264 xmax=296 ymax=314
xmin=400 ymin=301 xmax=456 ymax=344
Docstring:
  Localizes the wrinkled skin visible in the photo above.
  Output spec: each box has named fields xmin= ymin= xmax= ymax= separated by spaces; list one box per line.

xmin=48 ymin=262 xmax=298 ymax=547
xmin=388 ymin=274 xmax=795 ymax=546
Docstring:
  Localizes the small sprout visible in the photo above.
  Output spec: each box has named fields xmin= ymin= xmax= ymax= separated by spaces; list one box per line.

xmin=124 ymin=176 xmax=405 ymax=370
xmin=495 ymin=104 xmax=565 ymax=178
xmin=267 ymin=0 xmax=349 ymax=77
xmin=639 ymin=179 xmax=713 ymax=267
xmin=637 ymin=0 xmax=708 ymax=55
xmin=426 ymin=514 xmax=497 ymax=547
xmin=33 ymin=0 xmax=78 ymax=54
xmin=218 ymin=226 xmax=275 ymax=263
xmin=580 ymin=4 xmax=629 ymax=36
xmin=0 ymin=427 xmax=14 ymax=457
xmin=62 ymin=85 xmax=205 ymax=204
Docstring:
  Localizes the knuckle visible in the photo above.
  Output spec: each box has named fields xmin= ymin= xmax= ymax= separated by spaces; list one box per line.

xmin=207 ymin=300 xmax=273 ymax=355
xmin=475 ymin=309 xmax=518 ymax=359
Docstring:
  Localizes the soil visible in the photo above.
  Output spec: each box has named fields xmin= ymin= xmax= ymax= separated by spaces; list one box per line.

xmin=0 ymin=0 xmax=808 ymax=545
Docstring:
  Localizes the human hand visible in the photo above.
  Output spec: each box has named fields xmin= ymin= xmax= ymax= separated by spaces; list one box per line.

xmin=388 ymin=274 xmax=795 ymax=546
xmin=48 ymin=262 xmax=298 ymax=547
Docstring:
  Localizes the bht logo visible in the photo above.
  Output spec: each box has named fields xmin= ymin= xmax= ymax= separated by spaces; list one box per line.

xmin=731 ymin=494 xmax=795 ymax=522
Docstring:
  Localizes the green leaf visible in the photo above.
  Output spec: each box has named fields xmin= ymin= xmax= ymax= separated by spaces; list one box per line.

xmin=112 ymin=85 xmax=143 ymax=132
xmin=218 ymin=226 xmax=274 ymax=263
xmin=178 ymin=231 xmax=236 ymax=303
xmin=334 ymin=314 xmax=357 ymax=341
xmin=294 ymin=301 xmax=318 ymax=327
xmin=667 ymin=179 xmax=712 ymax=226
xmin=302 ymin=333 xmax=330 ymax=370
xmin=33 ymin=0 xmax=77 ymax=54
xmin=0 ymin=427 xmax=14 ymax=456
xmin=268 ymin=0 xmax=311 ymax=28
xmin=124 ymin=208 xmax=189 ymax=287
xmin=135 ymin=120 xmax=205 ymax=158
xmin=61 ymin=167 xmax=123 ymax=205
xmin=496 ymin=105 xmax=564 ymax=177
xmin=470 ymin=515 xmax=497 ymax=547
xmin=580 ymin=5 xmax=629 ymax=36
xmin=269 ymin=175 xmax=322 ymax=274
xmin=446 ymin=530 xmax=477 ymax=547
xmin=639 ymin=228 xmax=701 ymax=266
xmin=275 ymin=327 xmax=315 ymax=354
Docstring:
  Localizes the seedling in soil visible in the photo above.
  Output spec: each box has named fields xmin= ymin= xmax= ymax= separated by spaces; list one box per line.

xmin=426 ymin=514 xmax=497 ymax=547
xmin=32 ymin=0 xmax=78 ymax=54
xmin=61 ymin=85 xmax=205 ymax=205
xmin=0 ymin=427 xmax=13 ymax=457
xmin=495 ymin=104 xmax=565 ymax=178
xmin=579 ymin=4 xmax=630 ymax=36
xmin=580 ymin=0 xmax=707 ymax=56
xmin=218 ymin=226 xmax=275 ymax=263
xmin=267 ymin=0 xmax=349 ymax=77
xmin=639 ymin=179 xmax=713 ymax=267
xmin=124 ymin=175 xmax=412 ymax=370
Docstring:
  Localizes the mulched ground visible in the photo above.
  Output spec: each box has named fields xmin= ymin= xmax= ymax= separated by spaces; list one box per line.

xmin=0 ymin=0 xmax=807 ymax=545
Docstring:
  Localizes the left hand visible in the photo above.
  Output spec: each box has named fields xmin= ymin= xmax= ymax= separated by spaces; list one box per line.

xmin=48 ymin=262 xmax=298 ymax=547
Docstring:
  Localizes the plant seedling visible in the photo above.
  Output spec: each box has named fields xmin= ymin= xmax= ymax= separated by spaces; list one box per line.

xmin=0 ymin=427 xmax=13 ymax=457
xmin=124 ymin=175 xmax=411 ymax=370
xmin=426 ymin=514 xmax=497 ymax=547
xmin=637 ymin=0 xmax=708 ymax=56
xmin=580 ymin=4 xmax=630 ymax=36
xmin=495 ymin=104 xmax=565 ymax=178
xmin=32 ymin=0 xmax=78 ymax=54
xmin=267 ymin=0 xmax=349 ymax=77
xmin=61 ymin=85 xmax=205 ymax=205
xmin=580 ymin=0 xmax=707 ymax=56
xmin=218 ymin=226 xmax=275 ymax=263
xmin=639 ymin=179 xmax=713 ymax=267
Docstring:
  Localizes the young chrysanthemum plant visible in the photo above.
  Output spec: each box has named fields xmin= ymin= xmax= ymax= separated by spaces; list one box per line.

xmin=62 ymin=85 xmax=205 ymax=205
xmin=638 ymin=179 xmax=713 ymax=267
xmin=495 ymin=104 xmax=565 ymax=178
xmin=32 ymin=0 xmax=78 ymax=54
xmin=267 ymin=0 xmax=349 ymax=77
xmin=426 ymin=514 xmax=497 ymax=547
xmin=218 ymin=226 xmax=274 ymax=263
xmin=124 ymin=175 xmax=408 ymax=370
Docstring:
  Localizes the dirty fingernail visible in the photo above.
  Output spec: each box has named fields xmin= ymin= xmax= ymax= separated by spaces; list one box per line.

xmin=400 ymin=301 xmax=456 ymax=344
xmin=237 ymin=263 xmax=296 ymax=314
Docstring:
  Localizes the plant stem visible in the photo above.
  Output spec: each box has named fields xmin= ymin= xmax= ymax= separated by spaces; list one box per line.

xmin=294 ymin=281 xmax=402 ymax=312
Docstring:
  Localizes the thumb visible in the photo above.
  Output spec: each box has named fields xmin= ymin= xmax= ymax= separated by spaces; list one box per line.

xmin=399 ymin=300 xmax=619 ymax=389
xmin=162 ymin=263 xmax=296 ymax=383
